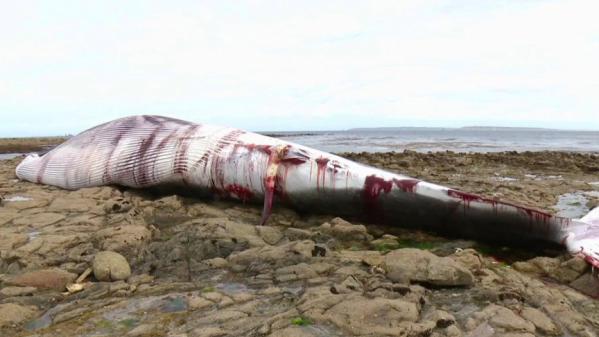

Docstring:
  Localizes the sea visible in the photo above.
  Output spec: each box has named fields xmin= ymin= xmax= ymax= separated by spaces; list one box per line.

xmin=1 ymin=127 xmax=598 ymax=159
xmin=261 ymin=127 xmax=599 ymax=153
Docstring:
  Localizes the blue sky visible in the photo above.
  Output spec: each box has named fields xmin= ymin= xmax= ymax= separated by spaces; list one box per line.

xmin=1 ymin=0 xmax=599 ymax=136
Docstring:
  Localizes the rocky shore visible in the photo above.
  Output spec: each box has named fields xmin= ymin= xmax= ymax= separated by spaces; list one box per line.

xmin=1 ymin=151 xmax=599 ymax=337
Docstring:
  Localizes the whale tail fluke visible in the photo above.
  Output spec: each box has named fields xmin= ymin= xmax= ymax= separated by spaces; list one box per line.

xmin=564 ymin=207 xmax=599 ymax=268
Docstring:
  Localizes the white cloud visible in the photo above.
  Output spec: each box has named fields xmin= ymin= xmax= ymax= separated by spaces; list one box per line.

xmin=0 ymin=0 xmax=598 ymax=136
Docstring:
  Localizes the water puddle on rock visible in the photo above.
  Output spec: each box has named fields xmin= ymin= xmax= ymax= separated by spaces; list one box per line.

xmin=554 ymin=191 xmax=599 ymax=218
xmin=25 ymin=302 xmax=73 ymax=331
xmin=216 ymin=282 xmax=249 ymax=295
xmin=0 ymin=153 xmax=23 ymax=160
xmin=524 ymin=174 xmax=563 ymax=181
xmin=27 ymin=230 xmax=41 ymax=240
xmin=3 ymin=195 xmax=33 ymax=202
xmin=159 ymin=296 xmax=188 ymax=313
xmin=491 ymin=176 xmax=518 ymax=182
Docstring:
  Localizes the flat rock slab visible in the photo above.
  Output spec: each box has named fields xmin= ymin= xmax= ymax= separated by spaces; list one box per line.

xmin=383 ymin=248 xmax=474 ymax=286
xmin=0 ymin=303 xmax=38 ymax=327
xmin=0 ymin=286 xmax=37 ymax=297
xmin=7 ymin=268 xmax=76 ymax=290
xmin=12 ymin=212 xmax=65 ymax=227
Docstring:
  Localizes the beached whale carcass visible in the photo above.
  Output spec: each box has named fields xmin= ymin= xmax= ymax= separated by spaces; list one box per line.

xmin=15 ymin=115 xmax=599 ymax=267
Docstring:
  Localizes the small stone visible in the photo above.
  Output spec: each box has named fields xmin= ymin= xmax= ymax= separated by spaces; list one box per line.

xmin=92 ymin=251 xmax=131 ymax=282
xmin=450 ymin=249 xmax=482 ymax=271
xmin=203 ymin=257 xmax=228 ymax=269
xmin=66 ymin=283 xmax=84 ymax=293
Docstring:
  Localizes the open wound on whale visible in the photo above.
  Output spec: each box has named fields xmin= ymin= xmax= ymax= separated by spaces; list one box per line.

xmin=14 ymin=115 xmax=599 ymax=269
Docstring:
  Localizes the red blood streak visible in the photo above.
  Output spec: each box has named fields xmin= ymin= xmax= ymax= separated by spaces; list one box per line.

xmin=281 ymin=157 xmax=308 ymax=165
xmin=241 ymin=144 xmax=272 ymax=155
xmin=225 ymin=184 xmax=254 ymax=202
xmin=275 ymin=166 xmax=290 ymax=199
xmin=331 ymin=161 xmax=343 ymax=172
xmin=363 ymin=175 xmax=393 ymax=201
xmin=315 ymin=157 xmax=330 ymax=190
xmin=345 ymin=171 xmax=350 ymax=190
xmin=393 ymin=178 xmax=420 ymax=193
xmin=447 ymin=188 xmax=556 ymax=230
xmin=261 ymin=175 xmax=276 ymax=225
xmin=330 ymin=161 xmax=344 ymax=189
xmin=447 ymin=189 xmax=482 ymax=206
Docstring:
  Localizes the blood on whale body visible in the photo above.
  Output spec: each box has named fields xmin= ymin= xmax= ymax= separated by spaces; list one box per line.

xmin=15 ymin=115 xmax=599 ymax=268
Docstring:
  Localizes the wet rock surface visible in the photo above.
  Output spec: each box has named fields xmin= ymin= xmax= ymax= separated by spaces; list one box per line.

xmin=1 ymin=152 xmax=599 ymax=336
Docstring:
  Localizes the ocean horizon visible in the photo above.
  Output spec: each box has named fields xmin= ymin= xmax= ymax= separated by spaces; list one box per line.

xmin=259 ymin=126 xmax=599 ymax=153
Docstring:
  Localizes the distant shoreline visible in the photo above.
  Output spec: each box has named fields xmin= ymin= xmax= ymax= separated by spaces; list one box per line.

xmin=346 ymin=126 xmax=599 ymax=132
xmin=0 ymin=136 xmax=68 ymax=154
